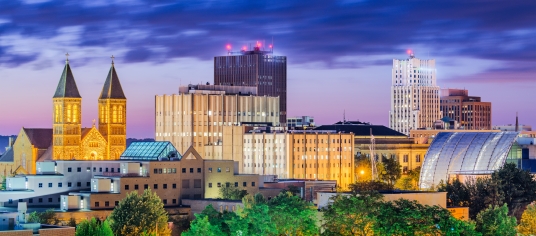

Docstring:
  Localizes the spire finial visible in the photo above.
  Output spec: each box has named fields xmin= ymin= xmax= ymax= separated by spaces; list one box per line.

xmin=111 ymin=55 xmax=115 ymax=65
xmin=65 ymin=52 xmax=69 ymax=63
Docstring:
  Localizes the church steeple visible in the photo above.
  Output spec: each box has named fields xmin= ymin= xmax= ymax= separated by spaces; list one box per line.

xmin=99 ymin=56 xmax=126 ymax=99
xmin=53 ymin=53 xmax=82 ymax=160
xmin=98 ymin=55 xmax=127 ymax=160
xmin=54 ymin=53 xmax=81 ymax=98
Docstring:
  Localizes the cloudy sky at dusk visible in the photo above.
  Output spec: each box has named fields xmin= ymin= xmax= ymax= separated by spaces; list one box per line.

xmin=0 ymin=0 xmax=534 ymax=138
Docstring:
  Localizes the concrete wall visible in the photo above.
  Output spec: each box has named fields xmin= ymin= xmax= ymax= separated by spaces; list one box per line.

xmin=317 ymin=191 xmax=447 ymax=209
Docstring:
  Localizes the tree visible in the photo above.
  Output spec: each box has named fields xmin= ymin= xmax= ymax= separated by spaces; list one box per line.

xmin=267 ymin=192 xmax=318 ymax=235
xmin=76 ymin=218 xmax=113 ymax=236
xmin=355 ymin=155 xmax=373 ymax=182
xmin=518 ymin=202 xmax=536 ymax=235
xmin=375 ymin=199 xmax=479 ymax=235
xmin=349 ymin=180 xmax=393 ymax=192
xmin=438 ymin=178 xmax=470 ymax=207
xmin=492 ymin=163 xmax=536 ymax=219
xmin=395 ymin=167 xmax=421 ymax=190
xmin=378 ymin=157 xmax=401 ymax=187
xmin=181 ymin=216 xmax=222 ymax=236
xmin=25 ymin=209 xmax=59 ymax=225
xmin=109 ymin=189 xmax=171 ymax=236
xmin=322 ymin=192 xmax=383 ymax=235
xmin=475 ymin=204 xmax=517 ymax=236
xmin=220 ymin=183 xmax=248 ymax=200
xmin=280 ymin=185 xmax=301 ymax=196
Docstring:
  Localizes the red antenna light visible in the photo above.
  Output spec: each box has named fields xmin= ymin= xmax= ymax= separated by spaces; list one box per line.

xmin=256 ymin=41 xmax=261 ymax=47
xmin=242 ymin=46 xmax=247 ymax=51
xmin=269 ymin=44 xmax=273 ymax=48
xmin=226 ymin=44 xmax=231 ymax=50
xmin=407 ymin=49 xmax=412 ymax=55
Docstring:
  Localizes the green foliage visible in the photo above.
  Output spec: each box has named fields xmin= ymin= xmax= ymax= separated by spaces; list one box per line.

xmin=438 ymin=178 xmax=470 ymax=207
xmin=492 ymin=163 xmax=536 ymax=218
xmin=355 ymin=155 xmax=373 ymax=182
xmin=68 ymin=217 xmax=77 ymax=227
xmin=109 ymin=189 xmax=171 ymax=236
xmin=395 ymin=167 xmax=421 ymax=190
xmin=75 ymin=218 xmax=113 ymax=236
xmin=0 ymin=175 xmax=5 ymax=190
xmin=349 ymin=180 xmax=393 ymax=192
xmin=219 ymin=182 xmax=248 ymax=200
xmin=26 ymin=209 xmax=58 ymax=224
xmin=183 ymin=192 xmax=318 ymax=236
xmin=322 ymin=192 xmax=383 ymax=235
xmin=518 ymin=202 xmax=536 ymax=236
xmin=280 ymin=185 xmax=300 ymax=196
xmin=377 ymin=157 xmax=401 ymax=187
xmin=475 ymin=204 xmax=517 ymax=236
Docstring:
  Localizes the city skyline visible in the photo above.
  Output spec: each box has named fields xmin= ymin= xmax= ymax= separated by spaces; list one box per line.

xmin=0 ymin=1 xmax=535 ymax=138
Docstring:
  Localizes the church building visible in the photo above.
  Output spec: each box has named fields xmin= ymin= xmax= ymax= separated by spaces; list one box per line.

xmin=0 ymin=56 xmax=127 ymax=175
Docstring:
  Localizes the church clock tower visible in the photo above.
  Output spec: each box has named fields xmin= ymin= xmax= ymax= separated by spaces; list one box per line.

xmin=53 ymin=54 xmax=82 ymax=160
xmin=98 ymin=57 xmax=127 ymax=160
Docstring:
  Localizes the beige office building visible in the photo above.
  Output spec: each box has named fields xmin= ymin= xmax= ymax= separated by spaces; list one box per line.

xmin=204 ymin=126 xmax=355 ymax=190
xmin=440 ymin=89 xmax=492 ymax=130
xmin=155 ymin=84 xmax=280 ymax=156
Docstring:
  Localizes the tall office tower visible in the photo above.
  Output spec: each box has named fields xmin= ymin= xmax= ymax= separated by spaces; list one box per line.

xmin=440 ymin=89 xmax=492 ymax=130
xmin=389 ymin=53 xmax=441 ymax=135
xmin=214 ymin=44 xmax=287 ymax=125
xmin=155 ymin=84 xmax=280 ymax=156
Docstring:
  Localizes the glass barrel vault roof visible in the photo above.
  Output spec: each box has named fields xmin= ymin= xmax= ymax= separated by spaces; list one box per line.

xmin=419 ymin=132 xmax=519 ymax=189
xmin=120 ymin=141 xmax=181 ymax=160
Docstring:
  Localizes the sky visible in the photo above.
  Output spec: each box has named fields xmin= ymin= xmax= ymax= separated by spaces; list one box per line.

xmin=0 ymin=0 xmax=534 ymax=138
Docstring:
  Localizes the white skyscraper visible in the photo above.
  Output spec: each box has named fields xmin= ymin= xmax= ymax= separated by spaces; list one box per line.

xmin=389 ymin=53 xmax=441 ymax=135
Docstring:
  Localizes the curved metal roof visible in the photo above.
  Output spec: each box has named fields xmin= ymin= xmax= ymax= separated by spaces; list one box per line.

xmin=419 ymin=132 xmax=519 ymax=189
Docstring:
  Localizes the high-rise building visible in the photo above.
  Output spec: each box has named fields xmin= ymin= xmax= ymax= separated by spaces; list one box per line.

xmin=440 ymin=89 xmax=492 ymax=130
xmin=389 ymin=53 xmax=441 ymax=135
xmin=155 ymin=84 xmax=280 ymax=157
xmin=214 ymin=45 xmax=287 ymax=125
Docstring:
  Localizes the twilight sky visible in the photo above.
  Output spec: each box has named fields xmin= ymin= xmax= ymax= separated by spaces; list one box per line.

xmin=0 ymin=0 xmax=535 ymax=138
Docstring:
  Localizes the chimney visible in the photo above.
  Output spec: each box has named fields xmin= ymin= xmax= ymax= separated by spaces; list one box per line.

xmin=8 ymin=137 xmax=14 ymax=147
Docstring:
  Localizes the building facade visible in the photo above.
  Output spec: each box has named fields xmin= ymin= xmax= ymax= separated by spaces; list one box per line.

xmin=214 ymin=46 xmax=287 ymax=124
xmin=389 ymin=53 xmax=441 ymax=135
xmin=155 ymin=85 xmax=279 ymax=156
xmin=287 ymin=116 xmax=315 ymax=129
xmin=440 ymin=89 xmax=491 ymax=130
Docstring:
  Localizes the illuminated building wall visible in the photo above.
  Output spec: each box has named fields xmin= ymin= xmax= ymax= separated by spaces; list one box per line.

xmin=440 ymin=89 xmax=492 ymax=130
xmin=389 ymin=53 xmax=441 ymax=135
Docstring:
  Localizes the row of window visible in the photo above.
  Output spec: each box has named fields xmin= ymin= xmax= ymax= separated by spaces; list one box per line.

xmin=67 ymin=167 xmax=119 ymax=173
xmin=153 ymin=168 xmax=177 ymax=174
xmin=38 ymin=182 xmax=88 ymax=188
xmin=124 ymin=183 xmax=177 ymax=190
xmin=208 ymin=167 xmax=229 ymax=173
xmin=94 ymin=201 xmax=120 ymax=207
xmin=181 ymin=168 xmax=202 ymax=173
xmin=208 ymin=182 xmax=255 ymax=188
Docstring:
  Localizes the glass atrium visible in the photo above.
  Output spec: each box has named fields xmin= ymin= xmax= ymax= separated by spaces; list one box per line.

xmin=120 ymin=141 xmax=181 ymax=161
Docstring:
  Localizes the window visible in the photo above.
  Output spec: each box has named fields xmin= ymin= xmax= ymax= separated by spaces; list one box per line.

xmin=105 ymin=201 xmax=109 ymax=207
xmin=77 ymin=167 xmax=81 ymax=172
xmin=403 ymin=166 xmax=409 ymax=173
xmin=403 ymin=155 xmax=409 ymax=163
xmin=39 ymin=198 xmax=43 ymax=203
xmin=115 ymin=201 xmax=119 ymax=206
xmin=208 ymin=168 xmax=212 ymax=173
xmin=125 ymin=185 xmax=130 ymax=190
xmin=95 ymin=201 xmax=100 ymax=207
xmin=29 ymin=199 xmax=33 ymax=203
xmin=154 ymin=184 xmax=158 ymax=189
xmin=173 ymin=199 xmax=177 ymax=204
xmin=134 ymin=184 xmax=139 ymax=190
xmin=226 ymin=182 xmax=230 ymax=187
xmin=251 ymin=182 xmax=255 ymax=187
xmin=172 ymin=183 xmax=177 ymax=189
xmin=86 ymin=182 xmax=90 ymax=187
xmin=194 ymin=194 xmax=202 ymax=199
xmin=144 ymin=184 xmax=148 ymax=189
xmin=243 ymin=182 xmax=247 ymax=187
xmin=190 ymin=168 xmax=193 ymax=173
xmin=217 ymin=182 xmax=221 ymax=188
xmin=48 ymin=198 xmax=52 ymax=202
xmin=234 ymin=182 xmax=238 ymax=187
xmin=208 ymin=183 xmax=212 ymax=188
xmin=197 ymin=168 xmax=201 ymax=173
xmin=117 ymin=168 xmax=120 ymax=172
xmin=217 ymin=168 xmax=221 ymax=172
xmin=48 ymin=183 xmax=52 ymax=188
xmin=77 ymin=182 xmax=81 ymax=187
xmin=163 ymin=199 xmax=167 ymax=204
xmin=99 ymin=167 xmax=102 ymax=172
xmin=182 ymin=168 xmax=186 ymax=173
xmin=163 ymin=184 xmax=168 ymax=189
xmin=182 ymin=180 xmax=190 ymax=189
xmin=226 ymin=167 xmax=230 ymax=172
xmin=38 ymin=183 xmax=43 ymax=188
xmin=68 ymin=168 xmax=72 ymax=172
xmin=93 ymin=167 xmax=96 ymax=172
xmin=194 ymin=179 xmax=201 ymax=188
xmin=105 ymin=168 xmax=109 ymax=172
xmin=58 ymin=183 xmax=62 ymax=188
xmin=416 ymin=155 xmax=421 ymax=162
xmin=154 ymin=169 xmax=158 ymax=174
xmin=68 ymin=182 xmax=72 ymax=187
xmin=87 ymin=167 xmax=91 ymax=172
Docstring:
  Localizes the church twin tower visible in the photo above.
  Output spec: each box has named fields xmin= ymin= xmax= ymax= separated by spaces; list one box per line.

xmin=52 ymin=56 xmax=127 ymax=160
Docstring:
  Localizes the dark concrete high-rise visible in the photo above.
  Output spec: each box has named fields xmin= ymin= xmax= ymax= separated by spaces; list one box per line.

xmin=214 ymin=44 xmax=287 ymax=124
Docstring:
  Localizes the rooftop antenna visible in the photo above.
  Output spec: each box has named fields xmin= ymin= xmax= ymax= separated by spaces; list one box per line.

xmin=515 ymin=112 xmax=519 ymax=132
xmin=65 ymin=52 xmax=69 ymax=63
xmin=111 ymin=55 xmax=115 ymax=65
xmin=343 ymin=110 xmax=346 ymax=123
xmin=370 ymin=128 xmax=377 ymax=181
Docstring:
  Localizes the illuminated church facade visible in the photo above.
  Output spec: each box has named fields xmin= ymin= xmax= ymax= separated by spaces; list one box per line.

xmin=0 ymin=57 xmax=127 ymax=175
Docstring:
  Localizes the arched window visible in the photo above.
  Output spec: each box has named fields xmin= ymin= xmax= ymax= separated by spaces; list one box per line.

xmin=73 ymin=105 xmax=78 ymax=123
xmin=67 ymin=105 xmax=72 ymax=122
xmin=118 ymin=106 xmax=123 ymax=123
xmin=105 ymin=106 xmax=109 ymax=123
xmin=100 ymin=106 xmax=104 ymax=123
xmin=55 ymin=105 xmax=59 ymax=123
xmin=112 ymin=106 xmax=117 ymax=123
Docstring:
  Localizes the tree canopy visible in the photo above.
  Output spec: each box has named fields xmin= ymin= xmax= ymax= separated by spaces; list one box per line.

xmin=475 ymin=204 xmax=517 ymax=236
xmin=219 ymin=182 xmax=248 ymax=200
xmin=377 ymin=156 xmax=401 ymax=187
xmin=517 ymin=202 xmax=536 ymax=235
xmin=109 ymin=189 xmax=171 ymax=236
xmin=76 ymin=217 xmax=113 ymax=236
